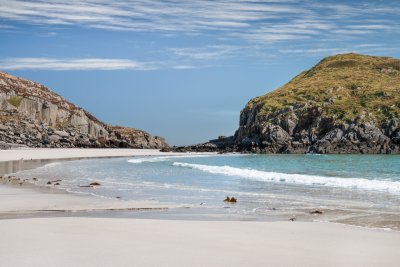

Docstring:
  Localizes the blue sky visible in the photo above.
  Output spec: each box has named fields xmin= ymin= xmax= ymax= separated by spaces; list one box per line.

xmin=0 ymin=0 xmax=399 ymax=145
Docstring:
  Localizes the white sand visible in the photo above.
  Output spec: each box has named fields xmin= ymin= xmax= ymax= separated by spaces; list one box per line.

xmin=0 ymin=148 xmax=202 ymax=162
xmin=0 ymin=149 xmax=399 ymax=267
xmin=0 ymin=185 xmax=172 ymax=214
xmin=0 ymin=148 xmax=193 ymax=213
xmin=0 ymin=217 xmax=399 ymax=267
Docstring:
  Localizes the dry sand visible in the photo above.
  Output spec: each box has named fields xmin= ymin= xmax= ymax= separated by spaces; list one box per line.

xmin=0 ymin=149 xmax=399 ymax=267
xmin=0 ymin=217 xmax=399 ymax=267
xmin=0 ymin=148 xmax=196 ymax=162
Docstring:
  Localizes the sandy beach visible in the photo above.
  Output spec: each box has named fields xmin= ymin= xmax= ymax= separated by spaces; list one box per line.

xmin=1 ymin=218 xmax=400 ymax=267
xmin=0 ymin=149 xmax=205 ymax=215
xmin=0 ymin=149 xmax=399 ymax=267
xmin=2 ymin=0 xmax=399 ymax=265
xmin=0 ymin=184 xmax=172 ymax=217
xmin=0 ymin=148 xmax=190 ymax=162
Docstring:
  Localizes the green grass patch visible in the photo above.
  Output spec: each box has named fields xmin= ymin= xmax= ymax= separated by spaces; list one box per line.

xmin=8 ymin=96 xmax=23 ymax=107
xmin=246 ymin=53 xmax=400 ymax=124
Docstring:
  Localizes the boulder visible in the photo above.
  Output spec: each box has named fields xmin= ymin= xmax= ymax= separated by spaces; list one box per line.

xmin=53 ymin=130 xmax=69 ymax=137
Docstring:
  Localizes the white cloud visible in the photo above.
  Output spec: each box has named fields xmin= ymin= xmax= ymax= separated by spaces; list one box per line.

xmin=0 ymin=0 xmax=398 ymax=44
xmin=169 ymin=45 xmax=240 ymax=61
xmin=347 ymin=25 xmax=394 ymax=30
xmin=172 ymin=65 xmax=196 ymax=70
xmin=280 ymin=48 xmax=355 ymax=55
xmin=0 ymin=58 xmax=155 ymax=71
xmin=0 ymin=1 xmax=399 ymax=68
xmin=0 ymin=24 xmax=14 ymax=29
xmin=0 ymin=0 xmax=305 ymax=33
xmin=279 ymin=44 xmax=390 ymax=55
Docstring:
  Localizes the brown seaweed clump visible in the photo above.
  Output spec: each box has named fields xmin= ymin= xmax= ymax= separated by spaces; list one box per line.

xmin=224 ymin=196 xmax=237 ymax=203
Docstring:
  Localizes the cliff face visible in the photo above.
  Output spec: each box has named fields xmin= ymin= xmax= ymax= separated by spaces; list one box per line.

xmin=0 ymin=72 xmax=168 ymax=149
xmin=234 ymin=53 xmax=400 ymax=154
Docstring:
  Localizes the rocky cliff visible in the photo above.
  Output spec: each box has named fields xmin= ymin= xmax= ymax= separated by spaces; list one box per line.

xmin=0 ymin=71 xmax=168 ymax=149
xmin=235 ymin=53 xmax=400 ymax=154
xmin=176 ymin=53 xmax=400 ymax=154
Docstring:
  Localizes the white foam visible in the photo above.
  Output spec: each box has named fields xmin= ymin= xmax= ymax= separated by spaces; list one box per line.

xmin=127 ymin=154 xmax=216 ymax=164
xmin=44 ymin=162 xmax=61 ymax=167
xmin=173 ymin=162 xmax=400 ymax=194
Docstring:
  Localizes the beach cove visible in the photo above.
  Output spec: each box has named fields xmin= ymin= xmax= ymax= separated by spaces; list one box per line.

xmin=0 ymin=149 xmax=399 ymax=267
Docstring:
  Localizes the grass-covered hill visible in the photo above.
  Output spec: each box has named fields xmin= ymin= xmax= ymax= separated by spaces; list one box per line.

xmin=234 ymin=53 xmax=400 ymax=154
xmin=248 ymin=53 xmax=400 ymax=124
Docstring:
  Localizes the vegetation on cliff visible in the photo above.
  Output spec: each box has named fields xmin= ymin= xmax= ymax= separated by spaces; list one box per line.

xmin=246 ymin=53 xmax=399 ymax=124
xmin=170 ymin=54 xmax=400 ymax=154
xmin=233 ymin=53 xmax=400 ymax=154
xmin=0 ymin=71 xmax=168 ymax=149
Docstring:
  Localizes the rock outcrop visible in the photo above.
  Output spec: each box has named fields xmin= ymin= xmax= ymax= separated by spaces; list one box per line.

xmin=0 ymin=71 xmax=168 ymax=149
xmin=233 ymin=54 xmax=399 ymax=154
xmin=177 ymin=53 xmax=400 ymax=154
xmin=234 ymin=105 xmax=399 ymax=154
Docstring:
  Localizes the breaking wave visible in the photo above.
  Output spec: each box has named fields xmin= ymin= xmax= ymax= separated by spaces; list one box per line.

xmin=127 ymin=154 xmax=217 ymax=164
xmin=173 ymin=162 xmax=400 ymax=194
xmin=39 ymin=162 xmax=61 ymax=169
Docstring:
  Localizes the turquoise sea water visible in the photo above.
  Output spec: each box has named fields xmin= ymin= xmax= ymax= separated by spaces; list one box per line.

xmin=14 ymin=154 xmax=400 ymax=229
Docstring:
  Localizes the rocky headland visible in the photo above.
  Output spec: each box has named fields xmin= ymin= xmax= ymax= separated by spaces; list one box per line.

xmin=174 ymin=53 xmax=399 ymax=154
xmin=0 ymin=71 xmax=168 ymax=149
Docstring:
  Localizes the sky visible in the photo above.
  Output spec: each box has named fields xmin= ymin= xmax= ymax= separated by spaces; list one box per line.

xmin=0 ymin=0 xmax=399 ymax=145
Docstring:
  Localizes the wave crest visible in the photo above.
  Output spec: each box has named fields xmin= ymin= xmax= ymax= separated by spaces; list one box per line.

xmin=127 ymin=154 xmax=215 ymax=164
xmin=173 ymin=162 xmax=400 ymax=194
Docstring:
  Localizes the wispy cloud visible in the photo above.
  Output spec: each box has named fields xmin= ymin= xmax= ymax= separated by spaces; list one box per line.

xmin=279 ymin=48 xmax=351 ymax=54
xmin=0 ymin=0 xmax=304 ymax=33
xmin=169 ymin=45 xmax=240 ymax=61
xmin=0 ymin=24 xmax=14 ymax=29
xmin=279 ymin=44 xmax=393 ymax=55
xmin=172 ymin=65 xmax=196 ymax=70
xmin=0 ymin=58 xmax=155 ymax=71
xmin=1 ymin=0 xmax=399 ymax=44
xmin=0 ymin=1 xmax=399 ymax=69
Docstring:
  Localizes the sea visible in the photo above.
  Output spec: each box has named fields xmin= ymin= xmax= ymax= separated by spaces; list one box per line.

xmin=12 ymin=154 xmax=400 ymax=230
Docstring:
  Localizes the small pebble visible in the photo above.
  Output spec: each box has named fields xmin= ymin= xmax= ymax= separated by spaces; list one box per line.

xmin=309 ymin=210 xmax=324 ymax=215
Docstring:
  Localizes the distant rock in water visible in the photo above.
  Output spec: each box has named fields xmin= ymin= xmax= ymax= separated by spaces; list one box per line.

xmin=176 ymin=53 xmax=400 ymax=154
xmin=0 ymin=71 xmax=168 ymax=149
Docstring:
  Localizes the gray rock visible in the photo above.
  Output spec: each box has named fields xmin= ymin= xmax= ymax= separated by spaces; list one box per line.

xmin=0 ymin=72 xmax=169 ymax=150
xmin=0 ymin=124 xmax=8 ymax=131
xmin=48 ymin=135 xmax=60 ymax=143
xmin=53 ymin=130 xmax=69 ymax=137
xmin=229 ymin=102 xmax=399 ymax=154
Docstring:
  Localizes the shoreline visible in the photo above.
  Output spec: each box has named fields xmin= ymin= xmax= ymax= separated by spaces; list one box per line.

xmin=0 ymin=149 xmax=211 ymax=218
xmin=0 ymin=148 xmax=205 ymax=162
xmin=1 ymin=149 xmax=400 ymax=266
xmin=1 ymin=150 xmax=399 ymax=228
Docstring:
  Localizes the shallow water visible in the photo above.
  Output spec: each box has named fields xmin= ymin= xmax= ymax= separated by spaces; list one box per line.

xmin=10 ymin=154 xmax=400 ymax=230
